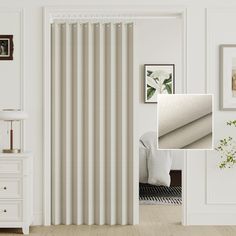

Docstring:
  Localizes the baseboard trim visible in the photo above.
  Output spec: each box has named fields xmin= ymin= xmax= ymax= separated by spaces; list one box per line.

xmin=187 ymin=212 xmax=236 ymax=225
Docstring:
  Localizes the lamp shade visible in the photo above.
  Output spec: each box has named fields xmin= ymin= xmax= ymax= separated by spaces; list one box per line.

xmin=0 ymin=109 xmax=28 ymax=121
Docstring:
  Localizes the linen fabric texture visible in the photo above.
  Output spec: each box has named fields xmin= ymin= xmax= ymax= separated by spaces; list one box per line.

xmin=158 ymin=94 xmax=213 ymax=149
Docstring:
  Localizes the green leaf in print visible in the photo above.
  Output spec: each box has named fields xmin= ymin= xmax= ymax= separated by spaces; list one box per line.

xmin=163 ymin=75 xmax=172 ymax=84
xmin=147 ymin=70 xmax=153 ymax=77
xmin=147 ymin=87 xmax=156 ymax=100
xmin=165 ymin=83 xmax=172 ymax=94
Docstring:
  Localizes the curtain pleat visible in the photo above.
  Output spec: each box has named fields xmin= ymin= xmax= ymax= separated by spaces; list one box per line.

xmin=127 ymin=23 xmax=137 ymax=224
xmin=51 ymin=22 xmax=135 ymax=225
xmin=104 ymin=23 xmax=116 ymax=225
xmin=72 ymin=22 xmax=83 ymax=225
xmin=51 ymin=23 xmax=62 ymax=225
xmin=62 ymin=23 xmax=73 ymax=225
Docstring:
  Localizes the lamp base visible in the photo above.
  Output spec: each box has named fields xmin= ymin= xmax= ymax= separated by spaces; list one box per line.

xmin=3 ymin=149 xmax=21 ymax=153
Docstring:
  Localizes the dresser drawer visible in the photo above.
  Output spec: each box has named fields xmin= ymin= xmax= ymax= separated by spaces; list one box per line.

xmin=0 ymin=201 xmax=22 ymax=222
xmin=0 ymin=179 xmax=22 ymax=199
xmin=0 ymin=160 xmax=22 ymax=175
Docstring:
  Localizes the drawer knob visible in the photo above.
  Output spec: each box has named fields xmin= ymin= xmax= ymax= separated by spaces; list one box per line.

xmin=3 ymin=187 xmax=7 ymax=190
xmin=3 ymin=209 xmax=6 ymax=213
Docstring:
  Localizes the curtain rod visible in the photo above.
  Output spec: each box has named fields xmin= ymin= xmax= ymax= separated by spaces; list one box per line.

xmin=51 ymin=15 xmax=181 ymax=23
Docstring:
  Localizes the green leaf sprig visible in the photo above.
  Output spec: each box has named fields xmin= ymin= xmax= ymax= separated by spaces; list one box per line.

xmin=215 ymin=121 xmax=236 ymax=169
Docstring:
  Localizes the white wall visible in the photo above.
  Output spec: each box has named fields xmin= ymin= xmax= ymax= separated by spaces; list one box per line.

xmin=207 ymin=9 xmax=236 ymax=204
xmin=185 ymin=7 xmax=236 ymax=225
xmin=0 ymin=0 xmax=236 ymax=225
xmin=0 ymin=10 xmax=22 ymax=150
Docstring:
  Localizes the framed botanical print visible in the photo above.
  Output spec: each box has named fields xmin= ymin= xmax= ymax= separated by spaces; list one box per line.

xmin=144 ymin=64 xmax=175 ymax=103
xmin=0 ymin=35 xmax=14 ymax=60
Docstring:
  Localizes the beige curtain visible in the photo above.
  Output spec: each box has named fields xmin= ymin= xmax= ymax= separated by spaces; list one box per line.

xmin=51 ymin=22 xmax=137 ymax=225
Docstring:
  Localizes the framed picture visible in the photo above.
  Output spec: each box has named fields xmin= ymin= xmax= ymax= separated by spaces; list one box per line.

xmin=220 ymin=45 xmax=236 ymax=110
xmin=0 ymin=35 xmax=14 ymax=60
xmin=144 ymin=64 xmax=175 ymax=103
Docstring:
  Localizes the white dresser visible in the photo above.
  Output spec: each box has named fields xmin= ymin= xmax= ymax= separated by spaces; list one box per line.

xmin=0 ymin=153 xmax=33 ymax=234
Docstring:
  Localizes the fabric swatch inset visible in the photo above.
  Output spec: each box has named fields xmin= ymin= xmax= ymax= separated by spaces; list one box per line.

xmin=158 ymin=94 xmax=213 ymax=150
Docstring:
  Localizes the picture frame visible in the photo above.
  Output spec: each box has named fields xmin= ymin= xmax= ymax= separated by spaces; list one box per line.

xmin=0 ymin=35 xmax=14 ymax=60
xmin=144 ymin=64 xmax=175 ymax=103
xmin=219 ymin=44 xmax=236 ymax=110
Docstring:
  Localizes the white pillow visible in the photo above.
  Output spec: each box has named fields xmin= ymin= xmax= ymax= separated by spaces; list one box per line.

xmin=140 ymin=132 xmax=157 ymax=149
xmin=139 ymin=146 xmax=148 ymax=183
xmin=147 ymin=149 xmax=172 ymax=187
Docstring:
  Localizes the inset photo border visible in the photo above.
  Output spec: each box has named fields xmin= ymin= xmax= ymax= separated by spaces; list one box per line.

xmin=157 ymin=94 xmax=214 ymax=150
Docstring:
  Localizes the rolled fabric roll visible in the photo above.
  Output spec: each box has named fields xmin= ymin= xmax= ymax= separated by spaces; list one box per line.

xmin=158 ymin=113 xmax=212 ymax=149
xmin=158 ymin=94 xmax=212 ymax=137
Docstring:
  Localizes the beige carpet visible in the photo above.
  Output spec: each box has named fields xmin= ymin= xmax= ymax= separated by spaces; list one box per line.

xmin=1 ymin=205 xmax=236 ymax=236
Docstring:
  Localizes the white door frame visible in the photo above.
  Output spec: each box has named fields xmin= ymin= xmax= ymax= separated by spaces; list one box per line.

xmin=43 ymin=6 xmax=188 ymax=225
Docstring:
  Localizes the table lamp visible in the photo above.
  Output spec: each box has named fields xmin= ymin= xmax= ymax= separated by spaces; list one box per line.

xmin=0 ymin=109 xmax=28 ymax=153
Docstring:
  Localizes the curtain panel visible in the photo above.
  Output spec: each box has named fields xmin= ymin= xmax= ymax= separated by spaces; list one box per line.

xmin=51 ymin=22 xmax=137 ymax=225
